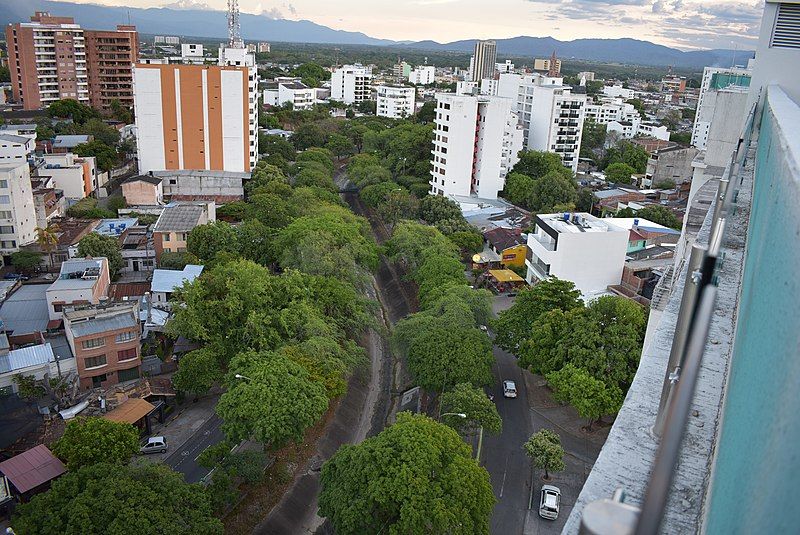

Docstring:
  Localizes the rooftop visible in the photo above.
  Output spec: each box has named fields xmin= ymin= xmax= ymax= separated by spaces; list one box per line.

xmin=153 ymin=204 xmax=205 ymax=233
xmin=64 ymin=303 xmax=139 ymax=338
xmin=537 ymin=212 xmax=626 ymax=234
xmin=0 ymin=343 xmax=56 ymax=374
xmin=48 ymin=258 xmax=107 ymax=292
xmin=94 ymin=218 xmax=138 ymax=237
xmin=0 ymin=284 xmax=50 ymax=335
xmin=52 ymin=135 xmax=91 ymax=148
xmin=0 ymin=134 xmax=33 ymax=144
xmin=124 ymin=175 xmax=162 ymax=186
xmin=0 ymin=124 xmax=36 ymax=132
xmin=151 ymin=265 xmax=204 ymax=293
xmin=151 ymin=169 xmax=249 ymax=179
xmin=103 ymin=398 xmax=155 ymax=424
xmin=0 ymin=445 xmax=66 ymax=494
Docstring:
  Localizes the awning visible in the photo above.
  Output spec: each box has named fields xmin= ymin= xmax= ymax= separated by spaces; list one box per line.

xmin=103 ymin=398 xmax=156 ymax=424
xmin=488 ymin=269 xmax=525 ymax=283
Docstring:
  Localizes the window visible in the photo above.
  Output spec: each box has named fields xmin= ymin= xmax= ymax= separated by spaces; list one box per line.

xmin=0 ymin=226 xmax=13 ymax=234
xmin=115 ymin=331 xmax=136 ymax=343
xmin=85 ymin=355 xmax=107 ymax=369
xmin=91 ymin=373 xmax=107 ymax=388
xmin=81 ymin=337 xmax=105 ymax=349
xmin=162 ymin=233 xmax=170 ymax=242
xmin=118 ymin=367 xmax=140 ymax=382
xmin=117 ymin=347 xmax=138 ymax=361
xmin=0 ymin=180 xmax=7 ymax=188
xmin=0 ymin=196 xmax=9 ymax=204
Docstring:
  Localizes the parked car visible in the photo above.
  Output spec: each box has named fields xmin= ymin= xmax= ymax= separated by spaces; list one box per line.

xmin=539 ymin=485 xmax=561 ymax=520
xmin=503 ymin=380 xmax=517 ymax=398
xmin=479 ymin=325 xmax=488 ymax=332
xmin=3 ymin=273 xmax=29 ymax=281
xmin=140 ymin=436 xmax=167 ymax=454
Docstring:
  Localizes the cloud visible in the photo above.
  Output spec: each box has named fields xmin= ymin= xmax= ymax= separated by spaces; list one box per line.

xmin=250 ymin=1 xmax=296 ymax=18
xmin=162 ymin=0 xmax=212 ymax=10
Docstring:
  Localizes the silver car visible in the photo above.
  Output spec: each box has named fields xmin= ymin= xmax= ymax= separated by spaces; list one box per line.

xmin=140 ymin=436 xmax=167 ymax=454
xmin=503 ymin=380 xmax=517 ymax=398
xmin=539 ymin=485 xmax=561 ymax=520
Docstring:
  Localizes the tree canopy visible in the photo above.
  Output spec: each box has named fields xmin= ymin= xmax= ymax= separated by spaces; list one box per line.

xmin=171 ymin=349 xmax=222 ymax=397
xmin=441 ymin=383 xmax=502 ymax=435
xmin=605 ymin=162 xmax=636 ymax=185
xmin=635 ymin=205 xmax=682 ymax=230
xmin=52 ymin=417 xmax=139 ymax=470
xmin=319 ymin=413 xmax=495 ymax=535
xmin=76 ymin=232 xmax=123 ymax=279
xmin=523 ymin=429 xmax=565 ymax=480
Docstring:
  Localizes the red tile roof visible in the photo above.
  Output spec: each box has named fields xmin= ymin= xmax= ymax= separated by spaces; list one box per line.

xmin=0 ymin=444 xmax=66 ymax=493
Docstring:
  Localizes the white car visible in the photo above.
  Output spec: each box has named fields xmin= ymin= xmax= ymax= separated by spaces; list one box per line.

xmin=503 ymin=380 xmax=517 ymax=398
xmin=140 ymin=436 xmax=167 ymax=454
xmin=539 ymin=485 xmax=561 ymax=520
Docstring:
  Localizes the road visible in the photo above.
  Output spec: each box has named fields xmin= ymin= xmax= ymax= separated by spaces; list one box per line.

xmin=163 ymin=414 xmax=225 ymax=483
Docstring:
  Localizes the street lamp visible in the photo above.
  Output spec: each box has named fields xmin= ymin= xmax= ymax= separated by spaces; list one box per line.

xmin=440 ymin=412 xmax=467 ymax=419
xmin=234 ymin=374 xmax=252 ymax=381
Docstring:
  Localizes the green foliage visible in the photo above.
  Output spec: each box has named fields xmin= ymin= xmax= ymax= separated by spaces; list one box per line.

xmin=416 ymin=100 xmax=436 ymax=123
xmin=109 ymin=99 xmax=133 ymax=124
xmin=523 ymin=429 xmax=565 ymax=479
xmin=605 ymin=162 xmax=636 ymax=185
xmin=216 ymin=350 xmax=329 ymax=447
xmin=172 ymin=349 xmax=222 ymax=396
xmin=502 ymin=172 xmax=536 ymax=208
xmin=636 ymin=205 xmax=682 ymax=230
xmin=13 ymin=373 xmax=45 ymax=400
xmin=441 ymin=383 xmax=502 ymax=435
xmin=356 ymin=99 xmax=377 ymax=115
xmin=413 ymin=252 xmax=469 ymax=309
xmin=248 ymin=161 xmax=288 ymax=194
xmin=325 ymin=133 xmax=355 ymax=159
xmin=386 ymin=221 xmax=458 ymax=272
xmin=196 ymin=441 xmax=232 ymax=469
xmin=291 ymin=62 xmax=330 ymax=87
xmin=52 ymin=417 xmax=139 ymax=470
xmin=106 ymin=195 xmax=126 ymax=215
xmin=348 ymin=153 xmax=393 ymax=188
xmin=546 ymin=364 xmax=623 ymax=429
xmin=576 ymin=188 xmax=595 ymax=212
xmin=159 ymin=251 xmax=197 ymax=270
xmin=363 ymin=122 xmax=434 ymax=178
xmin=493 ymin=278 xmax=583 ymax=354
xmin=10 ymin=251 xmax=42 ymax=273
xmin=448 ymin=230 xmax=483 ymax=255
xmin=206 ymin=468 xmax=238 ymax=513
xmin=281 ymin=336 xmax=366 ymax=398
xmin=296 ymin=147 xmax=335 ymax=174
xmin=528 ymin=170 xmax=578 ymax=212
xmin=80 ymin=118 xmax=121 ymax=146
xmin=47 ymin=99 xmax=99 ymax=124
xmin=12 ymin=463 xmax=222 ymax=534
xmin=419 ymin=194 xmax=462 ymax=224
xmin=259 ymin=134 xmax=296 ymax=160
xmin=601 ymin=141 xmax=648 ymax=174
xmin=581 ymin=119 xmax=607 ymax=154
xmin=222 ymin=450 xmax=270 ymax=484
xmin=74 ymin=140 xmax=119 ymax=172
xmin=319 ymin=412 xmax=495 ymax=534
xmin=66 ymin=197 xmax=115 ymax=219
xmin=503 ymin=166 xmax=576 ymax=212
xmin=186 ymin=221 xmax=240 ymax=263
xmin=654 ymin=179 xmax=676 ymax=190
xmin=511 ymin=150 xmax=572 ymax=180
xmin=625 ymin=98 xmax=647 ymax=119
xmin=77 ymin=232 xmax=123 ymax=278
xmin=292 ymin=122 xmax=327 ymax=150
xmin=670 ymin=131 xmax=692 ymax=145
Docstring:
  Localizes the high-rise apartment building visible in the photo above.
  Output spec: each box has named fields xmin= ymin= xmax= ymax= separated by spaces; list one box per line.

xmin=85 ymin=25 xmax=139 ymax=111
xmin=408 ymin=66 xmax=435 ymax=85
xmin=429 ymin=93 xmax=523 ymax=200
xmin=0 ymin=162 xmax=37 ymax=259
xmin=691 ymin=64 xmax=752 ymax=150
xmin=376 ymin=86 xmax=416 ymax=119
xmin=331 ymin=64 xmax=373 ymax=104
xmin=6 ymin=12 xmax=139 ymax=111
xmin=471 ymin=40 xmax=497 ymax=82
xmin=5 ymin=12 xmax=89 ymax=110
xmin=133 ymin=46 xmax=258 ymax=174
xmin=533 ymin=55 xmax=562 ymax=76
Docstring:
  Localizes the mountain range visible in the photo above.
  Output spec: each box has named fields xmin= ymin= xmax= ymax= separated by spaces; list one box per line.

xmin=1 ymin=0 xmax=754 ymax=69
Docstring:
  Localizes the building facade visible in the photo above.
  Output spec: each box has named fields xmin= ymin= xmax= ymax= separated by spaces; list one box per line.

xmin=46 ymin=257 xmax=111 ymax=321
xmin=0 ymin=135 xmax=35 ymax=164
xmin=152 ymin=201 xmax=215 ymax=262
xmin=331 ymin=64 xmax=373 ymax=104
xmin=84 ymin=25 xmax=139 ymax=111
xmin=429 ymin=93 xmax=523 ymax=200
xmin=263 ymin=79 xmax=315 ymax=110
xmin=691 ymin=64 xmax=752 ymax=150
xmin=408 ymin=66 xmax=435 ymax=85
xmin=471 ymin=40 xmax=497 ymax=82
xmin=0 ymin=163 xmax=38 ymax=260
xmin=376 ymin=85 xmax=416 ymax=119
xmin=36 ymin=153 xmax=97 ymax=199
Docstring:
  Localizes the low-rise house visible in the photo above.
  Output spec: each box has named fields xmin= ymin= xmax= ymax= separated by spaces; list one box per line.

xmin=0 ymin=124 xmax=37 ymax=141
xmin=119 ymin=225 xmax=156 ymax=273
xmin=154 ymin=170 xmax=246 ymax=203
xmin=121 ymin=175 xmax=163 ymax=205
xmin=263 ymin=79 xmax=316 ymax=110
xmin=152 ymin=202 xmax=215 ymax=262
xmin=0 ymin=445 xmax=66 ymax=502
xmin=52 ymin=134 xmax=92 ymax=154
xmin=644 ymin=145 xmax=699 ymax=187
xmin=32 ymin=188 xmax=66 ymax=230
xmin=36 ymin=153 xmax=97 ymax=199
xmin=63 ymin=301 xmax=142 ymax=390
xmin=0 ymin=335 xmax=77 ymax=395
xmin=483 ymin=227 xmax=527 ymax=269
xmin=46 ymin=257 xmax=110 ymax=321
xmin=22 ymin=217 xmax=99 ymax=270
xmin=593 ymin=187 xmax=648 ymax=216
xmin=151 ymin=265 xmax=204 ymax=306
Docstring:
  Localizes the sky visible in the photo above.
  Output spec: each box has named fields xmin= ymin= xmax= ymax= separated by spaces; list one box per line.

xmin=55 ymin=0 xmax=764 ymax=49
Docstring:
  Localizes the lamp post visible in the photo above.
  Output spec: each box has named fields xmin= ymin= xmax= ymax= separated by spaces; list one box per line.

xmin=234 ymin=374 xmax=253 ymax=381
xmin=440 ymin=412 xmax=467 ymax=419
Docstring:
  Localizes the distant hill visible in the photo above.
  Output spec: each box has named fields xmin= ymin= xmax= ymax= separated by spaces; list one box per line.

xmin=1 ymin=0 xmax=753 ymax=69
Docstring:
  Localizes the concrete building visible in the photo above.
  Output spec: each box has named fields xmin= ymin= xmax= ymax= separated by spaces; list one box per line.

xmin=5 ymin=12 xmax=89 ymax=110
xmin=117 ymin=224 xmax=155 ymax=273
xmin=0 ymin=125 xmax=37 ymax=142
xmin=645 ymin=145 xmax=699 ymax=187
xmin=262 ymin=80 xmax=315 ymax=110
xmin=36 ymin=153 xmax=97 ymax=199
xmin=52 ymin=134 xmax=92 ymax=154
xmin=533 ymin=56 xmax=561 ymax=75
xmin=393 ymin=61 xmax=412 ymax=82
xmin=153 ymin=169 xmax=247 ymax=202
xmin=46 ymin=257 xmax=111 ymax=321
xmin=376 ymin=85 xmax=416 ymax=119
xmin=661 ymin=75 xmax=687 ymax=93
xmin=63 ymin=301 xmax=141 ymax=390
xmin=32 ymin=188 xmax=66 ymax=230
xmin=584 ymin=97 xmax=640 ymax=125
xmin=525 ymin=212 xmax=629 ymax=295
xmin=84 ymin=25 xmax=139 ymax=111
xmin=602 ymin=84 xmax=635 ymax=100
xmin=456 ymin=81 xmax=479 ymax=95
xmin=429 ymin=93 xmax=523 ymax=200
xmin=578 ymin=71 xmax=596 ymax=82
xmin=691 ymin=64 xmax=752 ymax=150
xmin=408 ymin=66 xmax=435 ymax=85
xmin=0 ymin=338 xmax=77 ymax=396
xmin=0 ymin=134 xmax=35 ymax=164
xmin=471 ymin=40 xmax=497 ymax=82
xmin=151 ymin=264 xmax=203 ymax=305
xmin=152 ymin=201 xmax=215 ymax=262
xmin=121 ymin=175 xmax=163 ymax=205
xmin=0 ymin=163 xmax=38 ymax=260
xmin=496 ymin=60 xmax=515 ymax=74
xmin=331 ymin=64 xmax=372 ymax=104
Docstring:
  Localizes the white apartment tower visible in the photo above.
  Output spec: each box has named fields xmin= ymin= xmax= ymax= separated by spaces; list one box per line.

xmin=408 ymin=66 xmax=435 ymax=85
xmin=376 ymin=86 xmax=416 ymax=119
xmin=0 ymin=163 xmax=38 ymax=258
xmin=429 ymin=93 xmax=523 ymax=200
xmin=331 ymin=64 xmax=373 ymax=104
xmin=691 ymin=64 xmax=752 ymax=150
xmin=471 ymin=40 xmax=497 ymax=82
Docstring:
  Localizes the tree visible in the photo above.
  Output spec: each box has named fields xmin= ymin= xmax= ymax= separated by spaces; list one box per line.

xmin=493 ymin=278 xmax=583 ymax=354
xmin=523 ymin=429 xmax=565 ymax=480
xmin=670 ymin=131 xmax=692 ymax=145
xmin=172 ymin=349 xmax=222 ymax=398
xmin=52 ymin=417 xmax=139 ymax=469
xmin=636 ymin=205 xmax=682 ymax=230
xmin=325 ymin=133 xmax=355 ymax=159
xmin=441 ymin=383 xmax=502 ymax=435
xmin=546 ymin=365 xmax=623 ymax=430
xmin=386 ymin=221 xmax=459 ymax=272
xmin=418 ymin=194 xmax=462 ymax=224
xmin=512 ymin=151 xmax=571 ymax=180
xmin=216 ymin=351 xmax=329 ymax=448
xmin=10 ymin=251 xmax=42 ymax=273
xmin=291 ymin=62 xmax=329 ymax=87
xmin=502 ymin=172 xmax=536 ymax=208
xmin=319 ymin=413 xmax=495 ymax=535
xmin=292 ymin=122 xmax=327 ymax=150
xmin=416 ymin=100 xmax=436 ymax=123
xmin=159 ymin=251 xmax=197 ymax=270
xmin=654 ymin=179 xmax=676 ymax=190
xmin=109 ymin=99 xmax=133 ymax=123
xmin=576 ymin=188 xmax=595 ymax=212
xmin=47 ymin=98 xmax=98 ymax=124
xmin=77 ymin=232 xmax=123 ymax=278
xmin=81 ymin=118 xmax=121 ymax=146
xmin=625 ymin=98 xmax=647 ymax=119
xmin=448 ymin=230 xmax=483 ymax=255
xmin=661 ymin=109 xmax=682 ymax=131
xmin=259 ymin=134 xmax=296 ymax=160
xmin=356 ymin=99 xmax=376 ymax=115
xmin=12 ymin=463 xmax=222 ymax=534
xmin=581 ymin=119 xmax=607 ymax=154
xmin=74 ymin=140 xmax=119 ymax=172
xmin=378 ymin=188 xmax=418 ymax=229
xmin=529 ymin=170 xmax=578 ymax=212
xmin=605 ymin=162 xmax=636 ymax=185
xmin=106 ymin=195 xmax=126 ymax=215
xmin=35 ymin=224 xmax=60 ymax=253
xmin=186 ymin=221 xmax=240 ymax=262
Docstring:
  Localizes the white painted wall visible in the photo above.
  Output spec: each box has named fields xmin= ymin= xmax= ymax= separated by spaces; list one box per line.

xmin=133 ymin=67 xmax=166 ymax=173
xmin=430 ymin=94 xmax=478 ymax=197
xmin=221 ymin=69 xmax=246 ymax=174
xmin=0 ymin=163 xmax=37 ymax=254
xmin=376 ymin=86 xmax=416 ymax=118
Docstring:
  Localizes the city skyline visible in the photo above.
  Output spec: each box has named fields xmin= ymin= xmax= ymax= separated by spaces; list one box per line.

xmin=49 ymin=0 xmax=763 ymax=50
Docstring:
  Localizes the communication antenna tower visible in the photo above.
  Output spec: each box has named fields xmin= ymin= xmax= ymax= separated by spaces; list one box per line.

xmin=227 ymin=0 xmax=244 ymax=49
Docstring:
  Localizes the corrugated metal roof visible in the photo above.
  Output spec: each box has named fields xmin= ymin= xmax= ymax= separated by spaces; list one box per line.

xmin=0 ymin=133 xmax=32 ymax=144
xmin=104 ymin=398 xmax=155 ymax=424
xmin=153 ymin=204 xmax=204 ymax=232
xmin=150 ymin=265 xmax=203 ymax=293
xmin=68 ymin=312 xmax=138 ymax=339
xmin=0 ymin=283 xmax=50 ymax=335
xmin=53 ymin=135 xmax=91 ymax=147
xmin=0 ymin=343 xmax=55 ymax=374
xmin=0 ymin=444 xmax=66 ymax=494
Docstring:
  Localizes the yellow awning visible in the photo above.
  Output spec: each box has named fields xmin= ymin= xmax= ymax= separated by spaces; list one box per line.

xmin=488 ymin=269 xmax=524 ymax=283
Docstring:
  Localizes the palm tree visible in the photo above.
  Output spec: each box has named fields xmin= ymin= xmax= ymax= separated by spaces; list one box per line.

xmin=35 ymin=223 xmax=60 ymax=253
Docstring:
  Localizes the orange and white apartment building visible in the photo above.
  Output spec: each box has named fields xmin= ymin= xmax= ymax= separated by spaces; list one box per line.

xmin=133 ymin=46 xmax=259 ymax=174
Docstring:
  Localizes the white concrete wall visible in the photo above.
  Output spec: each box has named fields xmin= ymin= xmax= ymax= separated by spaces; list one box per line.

xmin=133 ymin=67 xmax=166 ymax=173
xmin=221 ymin=69 xmax=246 ymax=174
xmin=430 ymin=94 xmax=478 ymax=197
xmin=749 ymin=1 xmax=800 ymax=110
xmin=0 ymin=163 xmax=37 ymax=254
xmin=376 ymin=86 xmax=415 ymax=118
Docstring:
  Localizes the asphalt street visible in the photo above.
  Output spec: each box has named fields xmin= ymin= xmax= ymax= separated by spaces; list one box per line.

xmin=164 ymin=414 xmax=225 ymax=483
